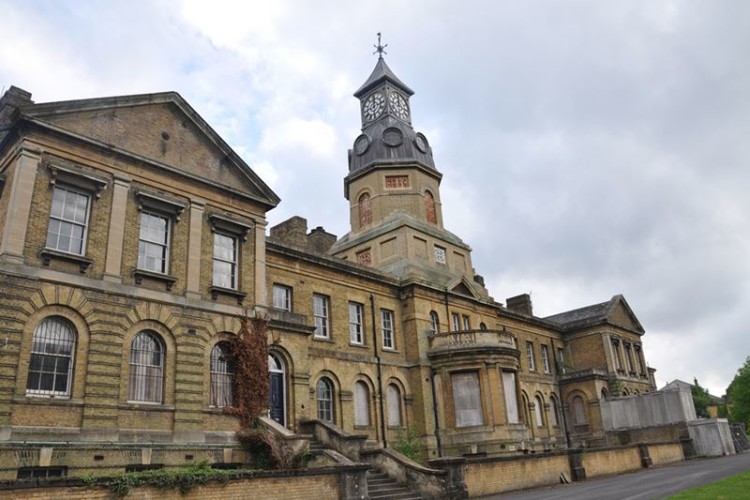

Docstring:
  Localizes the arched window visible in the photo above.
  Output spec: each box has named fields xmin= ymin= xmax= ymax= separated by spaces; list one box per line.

xmin=601 ymin=388 xmax=609 ymax=400
xmin=210 ymin=342 xmax=234 ymax=407
xmin=549 ymin=395 xmax=559 ymax=427
xmin=358 ymin=192 xmax=372 ymax=227
xmin=572 ymin=395 xmax=587 ymax=425
xmin=479 ymin=322 xmax=487 ymax=331
xmin=317 ymin=377 xmax=334 ymax=423
xmin=128 ymin=331 xmax=164 ymax=403
xmin=534 ymin=395 xmax=545 ymax=427
xmin=429 ymin=311 xmax=440 ymax=335
xmin=424 ymin=191 xmax=436 ymax=224
xmin=387 ymin=384 xmax=402 ymax=427
xmin=354 ymin=381 xmax=370 ymax=426
xmin=268 ymin=353 xmax=286 ymax=426
xmin=27 ymin=317 xmax=76 ymax=397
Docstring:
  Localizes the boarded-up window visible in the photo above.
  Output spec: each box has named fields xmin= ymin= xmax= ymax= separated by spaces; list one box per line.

xmin=414 ymin=237 xmax=427 ymax=259
xmin=452 ymin=372 xmax=483 ymax=427
xmin=549 ymin=396 xmax=559 ymax=426
xmin=534 ymin=396 xmax=544 ymax=427
xmin=424 ymin=191 xmax=436 ymax=224
xmin=502 ymin=371 xmax=520 ymax=424
xmin=381 ymin=237 xmax=397 ymax=259
xmin=354 ymin=381 xmax=370 ymax=426
xmin=358 ymin=193 xmax=372 ymax=227
xmin=572 ymin=395 xmax=586 ymax=425
xmin=387 ymin=384 xmax=402 ymax=427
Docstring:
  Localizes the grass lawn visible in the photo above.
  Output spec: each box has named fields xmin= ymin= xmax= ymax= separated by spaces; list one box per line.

xmin=669 ymin=469 xmax=750 ymax=499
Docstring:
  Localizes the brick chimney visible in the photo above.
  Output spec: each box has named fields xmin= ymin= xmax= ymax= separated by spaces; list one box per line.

xmin=506 ymin=293 xmax=533 ymax=316
xmin=269 ymin=216 xmax=308 ymax=248
xmin=307 ymin=226 xmax=337 ymax=254
xmin=0 ymin=86 xmax=33 ymax=129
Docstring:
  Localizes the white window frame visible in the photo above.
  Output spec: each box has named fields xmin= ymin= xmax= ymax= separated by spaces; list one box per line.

xmin=128 ymin=331 xmax=164 ymax=404
xmin=313 ymin=294 xmax=330 ymax=339
xmin=212 ymin=232 xmax=238 ymax=289
xmin=541 ymin=344 xmax=551 ymax=374
xmin=526 ymin=341 xmax=536 ymax=371
xmin=429 ymin=311 xmax=440 ymax=334
xmin=46 ymin=185 xmax=91 ymax=256
xmin=451 ymin=313 xmax=460 ymax=332
xmin=210 ymin=342 xmax=234 ymax=408
xmin=137 ymin=211 xmax=171 ymax=274
xmin=381 ymin=309 xmax=395 ymax=350
xmin=317 ymin=378 xmax=334 ymax=422
xmin=26 ymin=317 xmax=76 ymax=397
xmin=462 ymin=315 xmax=471 ymax=331
xmin=349 ymin=302 xmax=364 ymax=345
xmin=273 ymin=284 xmax=292 ymax=311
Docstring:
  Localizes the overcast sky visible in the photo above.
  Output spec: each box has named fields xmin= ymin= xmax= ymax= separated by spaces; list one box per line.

xmin=2 ymin=1 xmax=748 ymax=396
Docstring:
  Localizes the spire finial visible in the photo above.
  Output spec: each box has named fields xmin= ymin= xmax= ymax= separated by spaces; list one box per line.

xmin=373 ymin=32 xmax=388 ymax=59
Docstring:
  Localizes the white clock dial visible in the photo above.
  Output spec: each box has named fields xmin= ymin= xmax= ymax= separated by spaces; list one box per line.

xmin=363 ymin=92 xmax=385 ymax=121
xmin=389 ymin=91 xmax=409 ymax=121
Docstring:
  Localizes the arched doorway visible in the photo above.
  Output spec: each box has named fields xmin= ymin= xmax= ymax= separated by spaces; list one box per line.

xmin=268 ymin=353 xmax=286 ymax=426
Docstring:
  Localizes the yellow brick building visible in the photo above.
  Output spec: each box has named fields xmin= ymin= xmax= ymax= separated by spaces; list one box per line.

xmin=0 ymin=57 xmax=655 ymax=478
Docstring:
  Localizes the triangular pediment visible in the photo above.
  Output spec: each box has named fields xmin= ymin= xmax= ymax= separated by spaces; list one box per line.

xmin=21 ymin=92 xmax=279 ymax=208
xmin=606 ymin=295 xmax=645 ymax=334
xmin=448 ymin=277 xmax=481 ymax=300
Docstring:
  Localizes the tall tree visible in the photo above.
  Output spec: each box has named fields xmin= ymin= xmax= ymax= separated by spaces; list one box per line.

xmin=727 ymin=357 xmax=750 ymax=427
xmin=691 ymin=378 xmax=712 ymax=418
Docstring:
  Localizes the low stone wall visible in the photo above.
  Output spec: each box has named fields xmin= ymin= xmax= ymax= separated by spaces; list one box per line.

xmin=1 ymin=467 xmax=350 ymax=500
xmin=648 ymin=443 xmax=684 ymax=466
xmin=581 ymin=447 xmax=641 ymax=477
xmin=465 ymin=442 xmax=685 ymax=497
xmin=465 ymin=452 xmax=570 ymax=497
xmin=688 ymin=419 xmax=735 ymax=457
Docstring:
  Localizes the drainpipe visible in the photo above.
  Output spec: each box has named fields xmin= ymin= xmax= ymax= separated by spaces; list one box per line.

xmin=443 ymin=287 xmax=450 ymax=329
xmin=430 ymin=367 xmax=443 ymax=457
xmin=551 ymin=339 xmax=572 ymax=449
xmin=370 ymin=294 xmax=387 ymax=448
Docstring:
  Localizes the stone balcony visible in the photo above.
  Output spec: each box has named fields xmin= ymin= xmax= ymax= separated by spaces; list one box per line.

xmin=427 ymin=329 xmax=520 ymax=367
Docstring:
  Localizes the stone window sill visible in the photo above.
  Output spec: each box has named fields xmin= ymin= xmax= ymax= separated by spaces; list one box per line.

xmin=209 ymin=286 xmax=247 ymax=305
xmin=119 ymin=402 xmax=175 ymax=412
xmin=313 ymin=336 xmax=335 ymax=343
xmin=13 ymin=396 xmax=84 ymax=407
xmin=133 ymin=269 xmax=178 ymax=290
xmin=40 ymin=248 xmax=93 ymax=273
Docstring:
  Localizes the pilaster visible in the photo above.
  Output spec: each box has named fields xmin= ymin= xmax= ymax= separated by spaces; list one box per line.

xmin=186 ymin=199 xmax=205 ymax=298
xmin=0 ymin=147 xmax=40 ymax=262
xmin=103 ymin=176 xmax=131 ymax=282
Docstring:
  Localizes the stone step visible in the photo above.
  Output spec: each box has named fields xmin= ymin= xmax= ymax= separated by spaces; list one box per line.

xmin=366 ymin=469 xmax=421 ymax=500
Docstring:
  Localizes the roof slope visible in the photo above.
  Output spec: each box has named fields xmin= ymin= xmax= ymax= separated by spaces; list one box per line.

xmin=545 ymin=294 xmax=645 ymax=334
xmin=6 ymin=89 xmax=279 ymax=209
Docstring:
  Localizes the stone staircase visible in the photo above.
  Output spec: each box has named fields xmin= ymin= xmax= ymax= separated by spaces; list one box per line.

xmin=366 ymin=468 xmax=422 ymax=500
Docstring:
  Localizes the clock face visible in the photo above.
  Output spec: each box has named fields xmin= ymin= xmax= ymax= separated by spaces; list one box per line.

xmin=354 ymin=134 xmax=370 ymax=155
xmin=363 ymin=92 xmax=385 ymax=121
xmin=389 ymin=91 xmax=409 ymax=121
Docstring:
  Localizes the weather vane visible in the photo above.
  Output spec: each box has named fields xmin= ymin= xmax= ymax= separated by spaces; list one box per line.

xmin=373 ymin=32 xmax=387 ymax=59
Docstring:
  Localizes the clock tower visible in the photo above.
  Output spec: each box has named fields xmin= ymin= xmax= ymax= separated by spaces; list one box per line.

xmin=331 ymin=45 xmax=488 ymax=298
